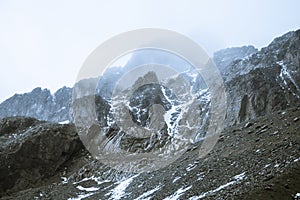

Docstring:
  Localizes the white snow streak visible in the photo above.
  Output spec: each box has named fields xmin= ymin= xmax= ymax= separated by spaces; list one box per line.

xmin=277 ymin=61 xmax=300 ymax=98
xmin=73 ymin=176 xmax=111 ymax=185
xmin=134 ymin=185 xmax=162 ymax=200
xmin=189 ymin=172 xmax=246 ymax=200
xmin=172 ymin=176 xmax=181 ymax=183
xmin=59 ymin=120 xmax=70 ymax=124
xmin=163 ymin=185 xmax=192 ymax=200
xmin=76 ymin=185 xmax=99 ymax=192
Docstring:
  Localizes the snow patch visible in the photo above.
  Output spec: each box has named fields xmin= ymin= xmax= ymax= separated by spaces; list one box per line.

xmin=73 ymin=176 xmax=110 ymax=185
xmin=172 ymin=176 xmax=181 ymax=183
xmin=56 ymin=106 xmax=66 ymax=113
xmin=107 ymin=174 xmax=139 ymax=200
xmin=189 ymin=172 xmax=246 ymax=199
xmin=61 ymin=177 xmax=68 ymax=184
xmin=197 ymin=172 xmax=205 ymax=181
xmin=59 ymin=120 xmax=70 ymax=124
xmin=163 ymin=185 xmax=192 ymax=200
xmin=161 ymin=85 xmax=181 ymax=137
xmin=76 ymin=185 xmax=99 ymax=192
xmin=264 ymin=164 xmax=270 ymax=168
xmin=234 ymin=172 xmax=246 ymax=181
xmin=277 ymin=61 xmax=300 ymax=98
xmin=186 ymin=162 xmax=198 ymax=172
xmin=134 ymin=185 xmax=162 ymax=200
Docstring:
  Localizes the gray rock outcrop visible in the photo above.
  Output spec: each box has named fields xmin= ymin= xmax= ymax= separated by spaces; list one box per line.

xmin=0 ymin=117 xmax=83 ymax=195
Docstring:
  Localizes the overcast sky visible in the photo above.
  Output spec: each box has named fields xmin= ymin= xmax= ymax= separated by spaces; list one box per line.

xmin=0 ymin=0 xmax=299 ymax=103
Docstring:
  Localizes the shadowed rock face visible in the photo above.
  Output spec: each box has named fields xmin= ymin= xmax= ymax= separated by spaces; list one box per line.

xmin=0 ymin=118 xmax=83 ymax=196
xmin=0 ymin=116 xmax=41 ymax=136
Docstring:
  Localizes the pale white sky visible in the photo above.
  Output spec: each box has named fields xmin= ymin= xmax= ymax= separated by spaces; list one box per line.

xmin=0 ymin=0 xmax=299 ymax=102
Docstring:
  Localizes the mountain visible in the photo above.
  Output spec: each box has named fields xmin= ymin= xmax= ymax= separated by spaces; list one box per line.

xmin=0 ymin=87 xmax=72 ymax=123
xmin=218 ymin=30 xmax=300 ymax=126
xmin=1 ymin=30 xmax=299 ymax=129
xmin=0 ymin=50 xmax=207 ymax=124
xmin=0 ymin=29 xmax=300 ymax=199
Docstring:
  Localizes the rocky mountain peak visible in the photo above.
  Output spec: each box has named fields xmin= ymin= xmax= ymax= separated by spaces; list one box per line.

xmin=213 ymin=45 xmax=258 ymax=73
xmin=131 ymin=71 xmax=160 ymax=90
xmin=0 ymin=87 xmax=72 ymax=123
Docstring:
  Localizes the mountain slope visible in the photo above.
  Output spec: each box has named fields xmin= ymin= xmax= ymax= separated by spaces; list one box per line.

xmin=0 ymin=106 xmax=299 ymax=199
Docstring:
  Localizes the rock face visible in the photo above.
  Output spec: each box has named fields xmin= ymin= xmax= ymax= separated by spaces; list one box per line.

xmin=0 ymin=117 xmax=83 ymax=196
xmin=216 ymin=30 xmax=300 ymax=126
xmin=0 ymin=87 xmax=72 ymax=123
